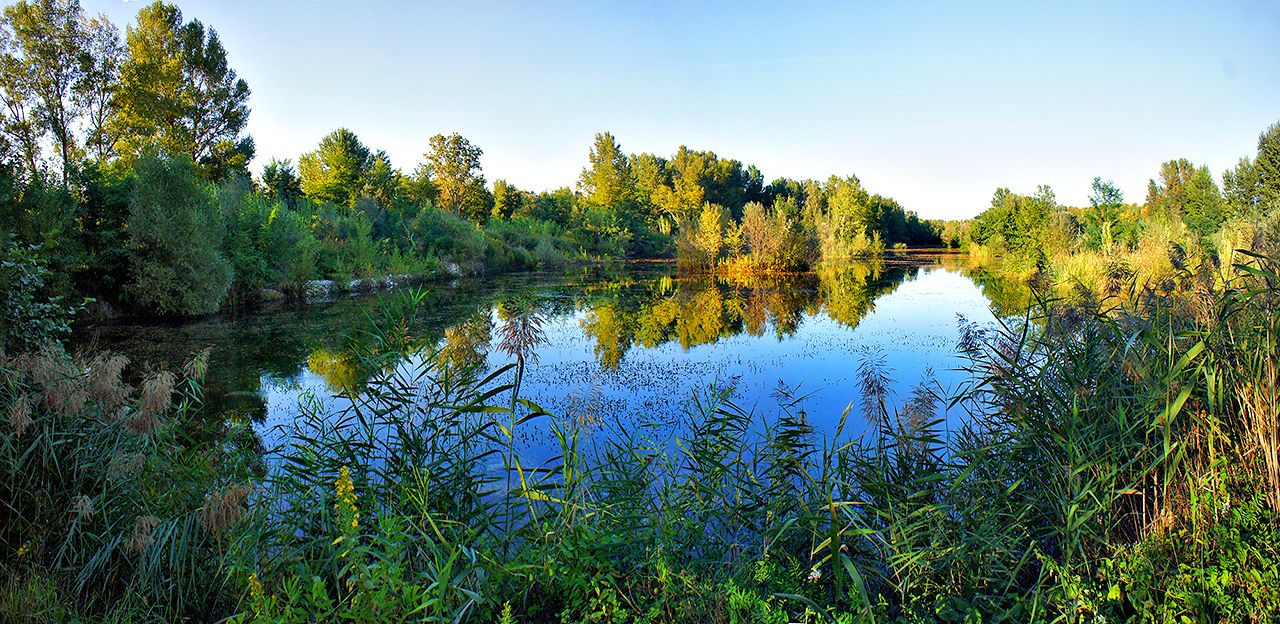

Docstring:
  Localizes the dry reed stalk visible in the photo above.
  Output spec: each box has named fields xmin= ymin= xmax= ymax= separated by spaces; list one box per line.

xmin=129 ymin=515 xmax=162 ymax=553
xmin=183 ymin=347 xmax=212 ymax=383
xmin=1238 ymin=372 xmax=1280 ymax=510
xmin=108 ymin=452 xmax=145 ymax=478
xmin=199 ymin=484 xmax=252 ymax=541
xmin=130 ymin=371 xmax=175 ymax=436
xmin=8 ymin=393 xmax=32 ymax=437
xmin=88 ymin=353 xmax=132 ymax=413
xmin=72 ymin=495 xmax=94 ymax=519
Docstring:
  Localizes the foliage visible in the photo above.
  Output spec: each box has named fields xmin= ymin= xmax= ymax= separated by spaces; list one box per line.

xmin=298 ymin=128 xmax=386 ymax=209
xmin=426 ymin=132 xmax=490 ymax=222
xmin=0 ymin=346 xmax=259 ymax=621
xmin=0 ymin=0 xmax=120 ymax=176
xmin=0 ymin=242 xmax=81 ymax=350
xmin=111 ymin=1 xmax=252 ymax=180
xmin=126 ymin=151 xmax=231 ymax=315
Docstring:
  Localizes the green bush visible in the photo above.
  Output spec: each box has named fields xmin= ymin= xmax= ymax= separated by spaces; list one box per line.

xmin=0 ymin=243 xmax=82 ymax=351
xmin=126 ymin=152 xmax=232 ymax=316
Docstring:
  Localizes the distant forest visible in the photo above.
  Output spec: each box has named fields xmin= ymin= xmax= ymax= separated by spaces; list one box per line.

xmin=0 ymin=0 xmax=943 ymax=330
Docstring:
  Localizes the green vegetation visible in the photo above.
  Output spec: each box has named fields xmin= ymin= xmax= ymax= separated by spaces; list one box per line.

xmin=4 ymin=2 xmax=1279 ymax=622
xmin=0 ymin=0 xmax=939 ymax=329
xmin=4 ymin=246 xmax=1280 ymax=622
xmin=962 ymin=121 xmax=1280 ymax=301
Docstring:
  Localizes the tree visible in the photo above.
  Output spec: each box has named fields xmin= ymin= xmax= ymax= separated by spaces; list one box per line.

xmin=492 ymin=179 xmax=520 ymax=220
xmin=0 ymin=0 xmax=121 ymax=178
xmin=1144 ymin=158 xmax=1195 ymax=220
xmin=1255 ymin=121 xmax=1280 ymax=209
xmin=1182 ymin=165 xmax=1226 ymax=238
xmin=578 ymin=131 xmax=634 ymax=209
xmin=400 ymin=163 xmax=437 ymax=209
xmin=360 ymin=151 xmax=401 ymax=210
xmin=425 ymin=132 xmax=487 ymax=222
xmin=261 ymin=157 xmax=302 ymax=206
xmin=298 ymin=128 xmax=372 ymax=207
xmin=112 ymin=1 xmax=252 ymax=180
xmin=1082 ymin=177 xmax=1129 ymax=253
xmin=126 ymin=151 xmax=231 ymax=315
xmin=1223 ymin=157 xmax=1259 ymax=216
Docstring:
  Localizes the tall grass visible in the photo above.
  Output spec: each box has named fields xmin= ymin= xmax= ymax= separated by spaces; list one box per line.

xmin=6 ymin=253 xmax=1280 ymax=623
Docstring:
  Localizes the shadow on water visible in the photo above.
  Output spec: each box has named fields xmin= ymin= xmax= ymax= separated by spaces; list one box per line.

xmin=73 ymin=251 xmax=1026 ymax=456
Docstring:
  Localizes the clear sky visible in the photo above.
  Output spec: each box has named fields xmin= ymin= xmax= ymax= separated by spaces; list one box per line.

xmin=87 ymin=0 xmax=1279 ymax=220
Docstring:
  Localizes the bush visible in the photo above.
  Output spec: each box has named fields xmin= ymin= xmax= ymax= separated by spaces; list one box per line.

xmin=0 ymin=244 xmax=82 ymax=351
xmin=127 ymin=152 xmax=232 ymax=316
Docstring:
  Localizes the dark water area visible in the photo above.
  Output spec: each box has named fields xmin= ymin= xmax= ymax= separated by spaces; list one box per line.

xmin=73 ymin=251 xmax=1026 ymax=459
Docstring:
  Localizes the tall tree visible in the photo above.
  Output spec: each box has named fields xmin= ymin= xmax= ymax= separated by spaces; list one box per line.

xmin=492 ymin=178 xmax=520 ymax=220
xmin=1144 ymin=158 xmax=1196 ymax=220
xmin=112 ymin=1 xmax=252 ymax=179
xmin=1083 ymin=177 xmax=1128 ymax=253
xmin=261 ymin=157 xmax=302 ymax=206
xmin=425 ymin=132 xmax=488 ymax=222
xmin=1223 ymin=156 xmax=1260 ymax=216
xmin=298 ymin=128 xmax=371 ymax=207
xmin=1255 ymin=121 xmax=1280 ymax=208
xmin=0 ymin=0 xmax=120 ymax=178
xmin=1182 ymin=165 xmax=1226 ymax=238
xmin=578 ymin=131 xmax=633 ymax=209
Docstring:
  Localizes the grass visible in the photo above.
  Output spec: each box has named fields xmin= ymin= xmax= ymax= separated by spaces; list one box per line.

xmin=2 ymin=252 xmax=1280 ymax=623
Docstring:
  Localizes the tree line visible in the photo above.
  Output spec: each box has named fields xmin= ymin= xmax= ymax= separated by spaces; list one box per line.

xmin=961 ymin=121 xmax=1280 ymax=287
xmin=0 ymin=0 xmax=942 ymax=331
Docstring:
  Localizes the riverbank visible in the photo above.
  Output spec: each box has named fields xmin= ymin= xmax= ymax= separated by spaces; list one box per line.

xmin=6 ymin=256 xmax=1280 ymax=621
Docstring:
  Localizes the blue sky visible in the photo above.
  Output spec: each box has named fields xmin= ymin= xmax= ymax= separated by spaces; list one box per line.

xmin=89 ymin=0 xmax=1279 ymax=220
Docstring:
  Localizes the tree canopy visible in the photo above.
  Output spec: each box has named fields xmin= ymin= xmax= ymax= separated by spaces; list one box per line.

xmin=111 ymin=1 xmax=251 ymax=180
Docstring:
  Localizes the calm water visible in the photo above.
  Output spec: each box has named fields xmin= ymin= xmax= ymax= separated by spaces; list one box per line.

xmin=75 ymin=252 xmax=1023 ymax=457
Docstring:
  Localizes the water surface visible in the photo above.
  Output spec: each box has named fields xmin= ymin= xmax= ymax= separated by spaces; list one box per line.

xmin=75 ymin=252 xmax=1022 ymax=456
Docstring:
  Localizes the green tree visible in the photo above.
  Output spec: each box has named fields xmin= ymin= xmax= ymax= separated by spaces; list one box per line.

xmin=578 ymin=131 xmax=634 ymax=210
xmin=492 ymin=178 xmax=520 ymax=220
xmin=261 ymin=157 xmax=302 ymax=206
xmin=1255 ymin=121 xmax=1280 ymax=208
xmin=298 ymin=128 xmax=372 ymax=207
xmin=360 ymin=151 xmax=401 ymax=210
xmin=112 ymin=1 xmax=252 ymax=179
xmin=1145 ymin=158 xmax=1195 ymax=220
xmin=126 ymin=151 xmax=231 ymax=315
xmin=629 ymin=152 xmax=669 ymax=225
xmin=1181 ymin=165 xmax=1227 ymax=238
xmin=425 ymin=132 xmax=488 ymax=222
xmin=1223 ymin=157 xmax=1259 ymax=216
xmin=1082 ymin=177 xmax=1129 ymax=253
xmin=400 ymin=163 xmax=437 ymax=209
xmin=0 ymin=0 xmax=120 ymax=178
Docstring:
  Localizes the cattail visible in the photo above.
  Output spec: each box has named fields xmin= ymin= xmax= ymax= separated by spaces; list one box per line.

xmin=9 ymin=394 xmax=33 ymax=437
xmin=129 ymin=515 xmax=162 ymax=553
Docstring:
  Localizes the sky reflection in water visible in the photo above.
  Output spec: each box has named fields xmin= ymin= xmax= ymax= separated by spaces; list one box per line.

xmin=252 ymin=255 xmax=1007 ymax=461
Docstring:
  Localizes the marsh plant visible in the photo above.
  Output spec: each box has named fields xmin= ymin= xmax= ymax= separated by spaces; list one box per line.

xmin=5 ymin=252 xmax=1280 ymax=623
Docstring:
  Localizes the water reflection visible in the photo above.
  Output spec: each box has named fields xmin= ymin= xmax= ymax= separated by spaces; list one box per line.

xmin=74 ymin=252 xmax=1022 ymax=443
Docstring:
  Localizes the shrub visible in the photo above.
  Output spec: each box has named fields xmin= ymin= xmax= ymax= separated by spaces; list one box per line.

xmin=126 ymin=152 xmax=232 ymax=316
xmin=0 ymin=244 xmax=82 ymax=351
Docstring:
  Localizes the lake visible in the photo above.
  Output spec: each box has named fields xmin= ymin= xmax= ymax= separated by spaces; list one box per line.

xmin=74 ymin=251 xmax=1023 ymax=459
